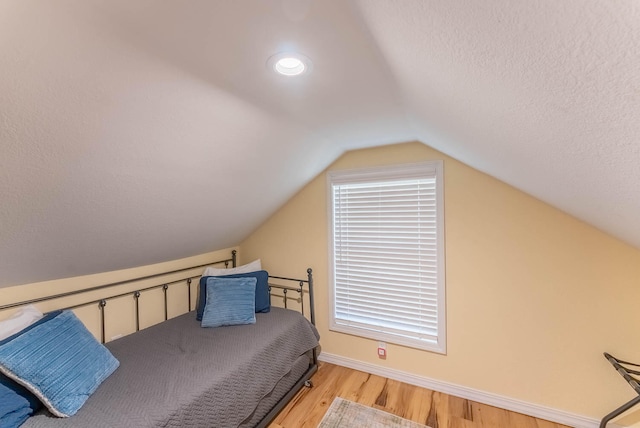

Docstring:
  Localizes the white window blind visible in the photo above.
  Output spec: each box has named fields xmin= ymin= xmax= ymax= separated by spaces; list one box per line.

xmin=328 ymin=162 xmax=446 ymax=353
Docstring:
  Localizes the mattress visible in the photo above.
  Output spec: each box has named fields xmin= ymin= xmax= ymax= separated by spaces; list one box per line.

xmin=22 ymin=307 xmax=320 ymax=428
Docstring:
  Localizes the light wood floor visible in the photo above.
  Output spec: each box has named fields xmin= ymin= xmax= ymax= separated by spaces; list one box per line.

xmin=270 ymin=362 xmax=570 ymax=428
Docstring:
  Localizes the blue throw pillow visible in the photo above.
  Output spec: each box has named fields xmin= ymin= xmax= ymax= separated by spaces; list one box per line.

xmin=0 ymin=373 xmax=42 ymax=428
xmin=201 ymin=277 xmax=257 ymax=328
xmin=0 ymin=310 xmax=120 ymax=418
xmin=196 ymin=270 xmax=270 ymax=320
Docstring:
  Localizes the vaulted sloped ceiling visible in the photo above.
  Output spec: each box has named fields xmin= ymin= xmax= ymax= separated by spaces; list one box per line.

xmin=1 ymin=0 xmax=638 ymax=288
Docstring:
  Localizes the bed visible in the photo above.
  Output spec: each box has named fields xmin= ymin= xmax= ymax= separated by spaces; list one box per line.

xmin=0 ymin=251 xmax=319 ymax=428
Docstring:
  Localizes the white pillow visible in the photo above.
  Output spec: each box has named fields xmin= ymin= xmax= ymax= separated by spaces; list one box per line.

xmin=202 ymin=259 xmax=262 ymax=277
xmin=0 ymin=305 xmax=44 ymax=341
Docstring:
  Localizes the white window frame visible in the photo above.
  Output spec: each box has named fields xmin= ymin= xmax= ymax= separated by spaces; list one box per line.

xmin=327 ymin=161 xmax=446 ymax=354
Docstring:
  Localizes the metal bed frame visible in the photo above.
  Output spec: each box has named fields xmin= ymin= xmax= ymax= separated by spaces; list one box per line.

xmin=0 ymin=250 xmax=318 ymax=428
xmin=600 ymin=353 xmax=640 ymax=428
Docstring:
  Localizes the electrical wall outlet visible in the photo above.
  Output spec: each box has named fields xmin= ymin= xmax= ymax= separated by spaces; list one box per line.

xmin=377 ymin=341 xmax=387 ymax=359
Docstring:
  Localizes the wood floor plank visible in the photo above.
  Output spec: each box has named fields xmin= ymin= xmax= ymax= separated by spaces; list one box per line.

xmin=507 ymin=410 xmax=541 ymax=428
xmin=449 ymin=416 xmax=479 ymax=428
xmin=356 ymin=372 xmax=389 ymax=407
xmin=535 ymin=419 xmax=566 ymax=428
xmin=470 ymin=401 xmax=510 ymax=427
xmin=339 ymin=368 xmax=372 ymax=403
xmin=430 ymin=391 xmax=451 ymax=428
xmin=374 ymin=378 xmax=406 ymax=414
xmin=404 ymin=385 xmax=435 ymax=425
xmin=269 ymin=362 xmax=571 ymax=428
xmin=448 ymin=394 xmax=473 ymax=420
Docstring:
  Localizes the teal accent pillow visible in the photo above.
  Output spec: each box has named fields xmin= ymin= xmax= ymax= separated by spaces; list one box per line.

xmin=0 ymin=310 xmax=120 ymax=417
xmin=201 ymin=277 xmax=257 ymax=328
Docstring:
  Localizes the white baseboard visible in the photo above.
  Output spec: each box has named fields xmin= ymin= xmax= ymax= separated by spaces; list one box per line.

xmin=318 ymin=352 xmax=618 ymax=428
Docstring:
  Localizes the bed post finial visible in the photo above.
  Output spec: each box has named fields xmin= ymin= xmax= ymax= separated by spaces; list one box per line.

xmin=232 ymin=250 xmax=237 ymax=268
xmin=98 ymin=300 xmax=107 ymax=344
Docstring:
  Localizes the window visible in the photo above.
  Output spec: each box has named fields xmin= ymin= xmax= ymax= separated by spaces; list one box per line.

xmin=328 ymin=161 xmax=446 ymax=353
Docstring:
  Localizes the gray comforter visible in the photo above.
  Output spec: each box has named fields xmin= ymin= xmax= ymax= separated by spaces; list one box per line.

xmin=23 ymin=308 xmax=319 ymax=428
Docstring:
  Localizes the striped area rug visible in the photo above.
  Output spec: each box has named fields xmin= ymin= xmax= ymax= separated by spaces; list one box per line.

xmin=318 ymin=397 xmax=430 ymax=428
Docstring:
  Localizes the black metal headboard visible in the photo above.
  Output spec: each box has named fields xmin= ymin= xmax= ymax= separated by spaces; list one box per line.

xmin=0 ymin=250 xmax=316 ymax=344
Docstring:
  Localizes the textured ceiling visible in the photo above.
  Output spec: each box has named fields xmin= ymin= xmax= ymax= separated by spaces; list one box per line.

xmin=1 ymin=0 xmax=639 ymax=288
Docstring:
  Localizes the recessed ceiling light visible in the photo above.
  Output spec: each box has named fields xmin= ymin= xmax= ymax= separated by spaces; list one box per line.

xmin=267 ymin=52 xmax=312 ymax=77
xmin=276 ymin=57 xmax=305 ymax=76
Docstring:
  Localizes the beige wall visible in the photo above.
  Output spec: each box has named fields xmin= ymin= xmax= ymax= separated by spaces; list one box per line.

xmin=240 ymin=142 xmax=640 ymax=423
xmin=0 ymin=247 xmax=237 ymax=342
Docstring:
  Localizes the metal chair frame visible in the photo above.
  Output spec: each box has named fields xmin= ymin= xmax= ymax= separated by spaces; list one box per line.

xmin=601 ymin=353 xmax=640 ymax=428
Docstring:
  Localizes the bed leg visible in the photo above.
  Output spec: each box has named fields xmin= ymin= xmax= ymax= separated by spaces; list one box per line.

xmin=304 ymin=380 xmax=313 ymax=388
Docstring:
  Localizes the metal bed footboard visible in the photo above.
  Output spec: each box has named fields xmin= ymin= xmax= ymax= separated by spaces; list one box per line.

xmin=256 ymin=268 xmax=318 ymax=428
xmin=267 ymin=268 xmax=317 ymax=366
